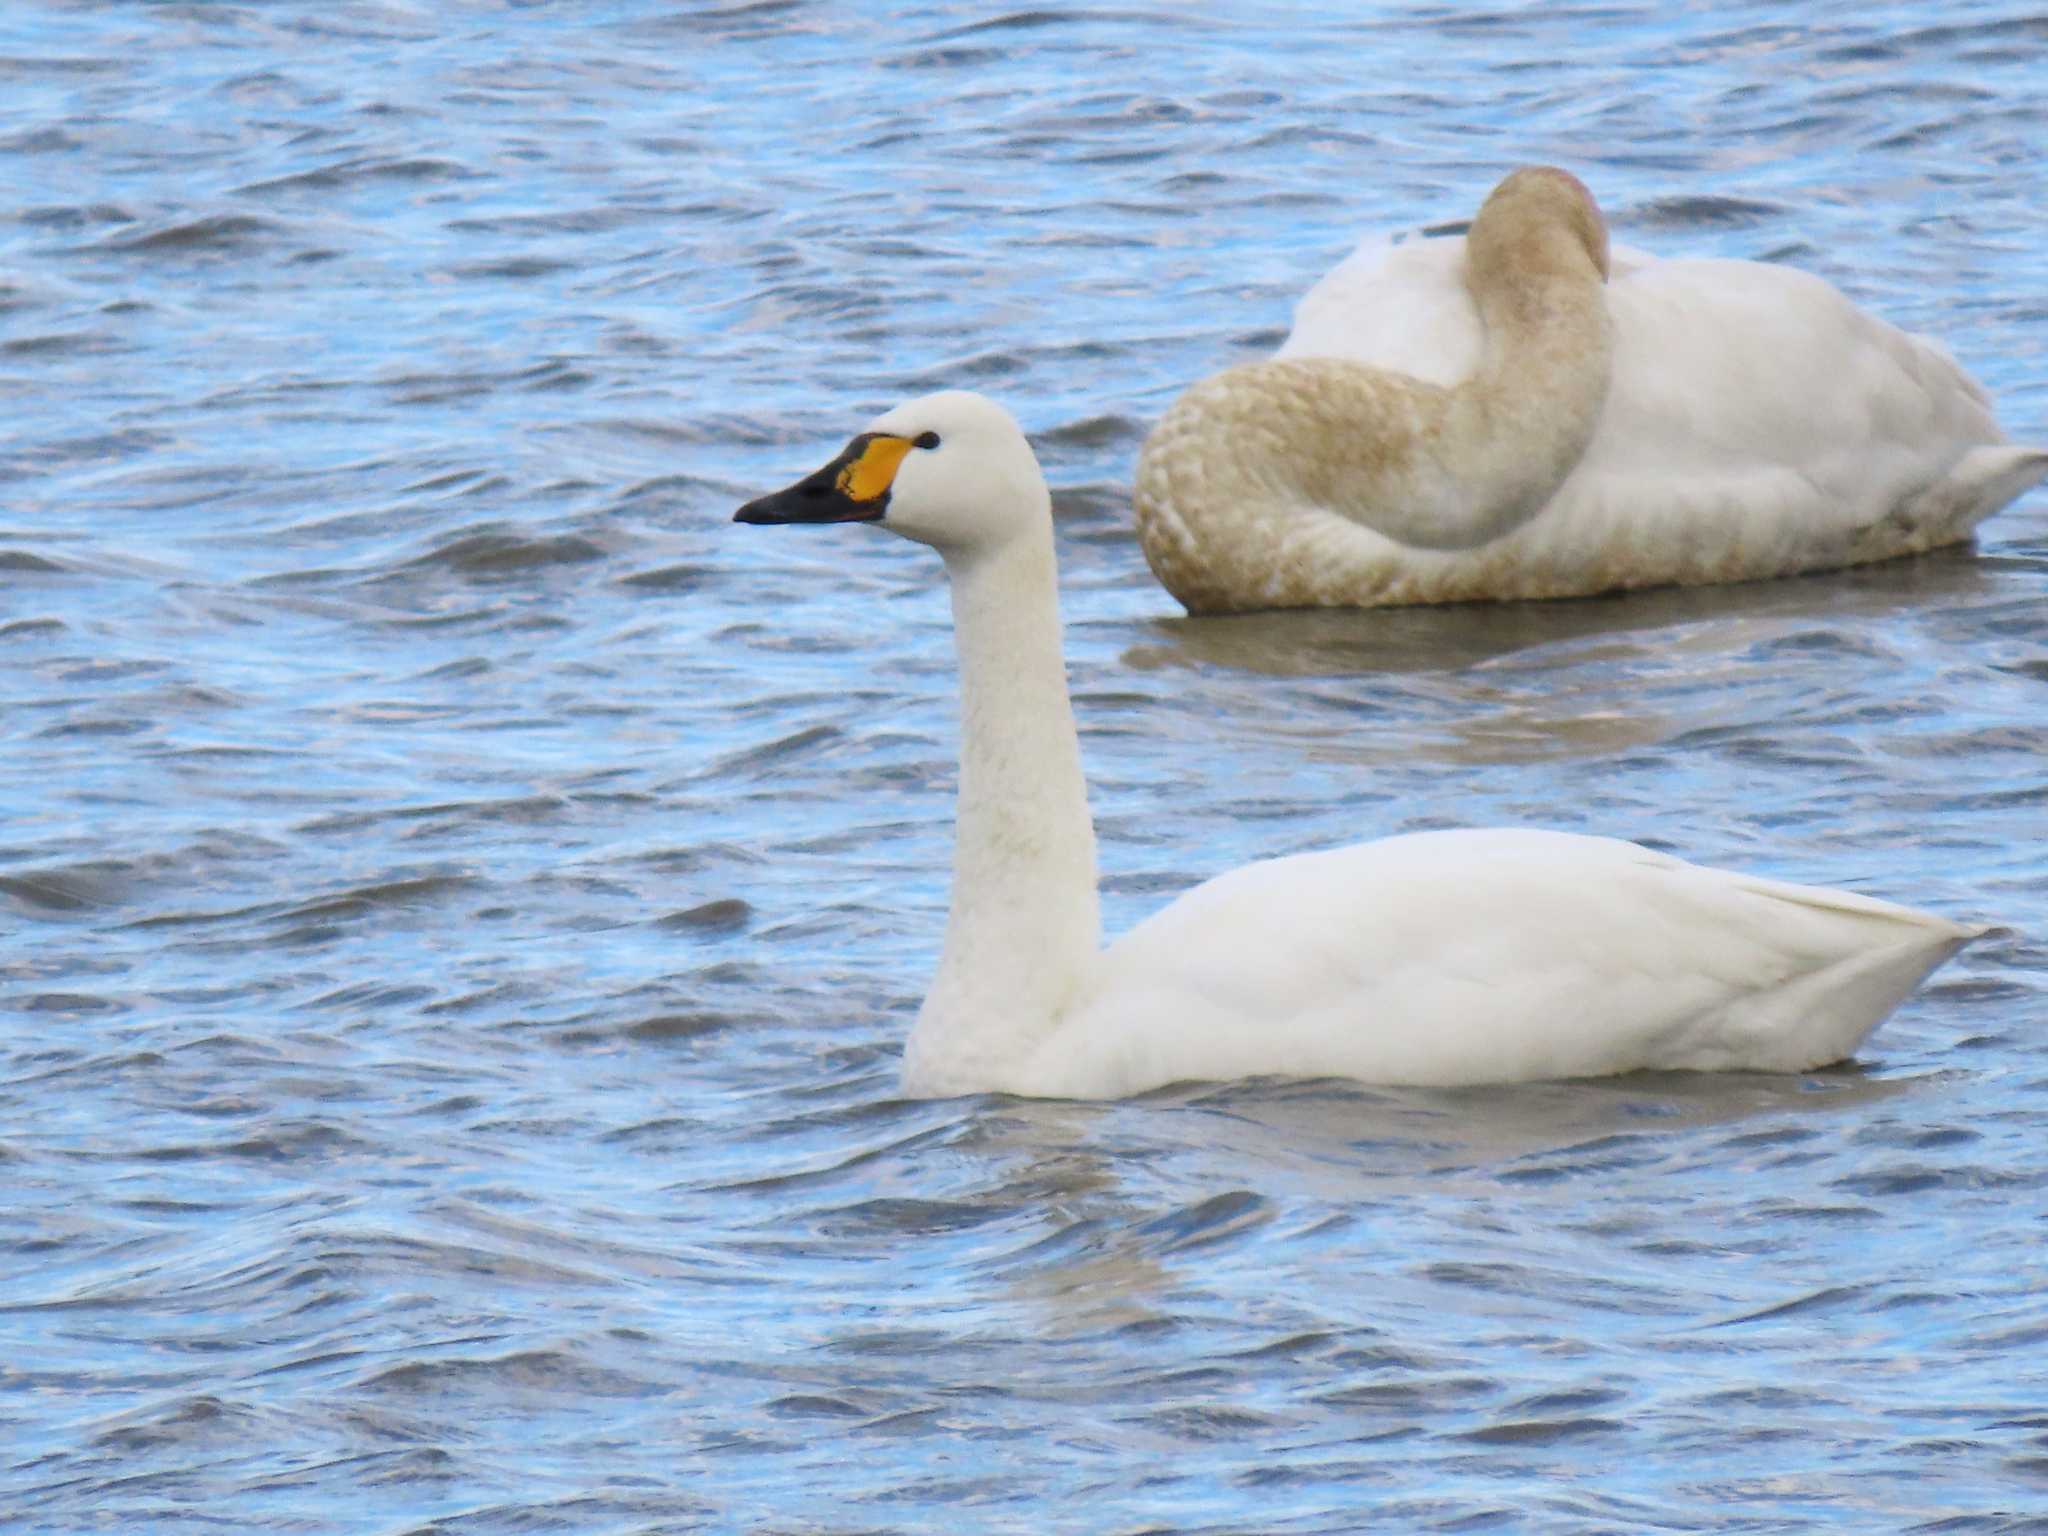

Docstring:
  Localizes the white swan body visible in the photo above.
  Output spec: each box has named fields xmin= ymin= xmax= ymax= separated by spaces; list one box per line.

xmin=1136 ymin=167 xmax=2048 ymax=613
xmin=737 ymin=390 xmax=1988 ymax=1100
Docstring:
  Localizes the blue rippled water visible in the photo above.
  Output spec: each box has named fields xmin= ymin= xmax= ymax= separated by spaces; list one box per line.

xmin=4 ymin=3 xmax=2047 ymax=1532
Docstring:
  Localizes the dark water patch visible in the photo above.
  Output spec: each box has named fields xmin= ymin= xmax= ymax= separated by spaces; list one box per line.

xmin=684 ymin=1121 xmax=961 ymax=1197
xmin=1875 ymin=16 xmax=2048 ymax=58
xmin=1 ymin=330 xmax=129 ymax=358
xmin=237 ymin=156 xmax=475 ymax=197
xmin=304 ymin=981 xmax=440 ymax=1013
xmin=123 ymin=897 xmax=287 ymax=934
xmin=0 ymin=53 xmax=128 ymax=79
xmin=816 ymin=1196 xmax=1014 ymax=1238
xmin=395 ymin=527 xmax=609 ymax=579
xmin=894 ymin=349 xmax=1030 ymax=391
xmin=706 ymin=723 xmax=846 ymax=778
xmin=1458 ymin=1415 xmax=1627 ymax=1446
xmin=620 ymin=1011 xmax=739 ymax=1042
xmin=357 ymin=1445 xmax=462 ymax=1486
xmin=631 ymin=842 xmax=770 ymax=875
xmin=1054 ymin=480 xmax=1140 ymax=531
xmin=1830 ymin=1162 xmax=2000 ymax=1197
xmin=593 ymin=412 xmax=802 ymax=449
xmin=7 ymin=990 xmax=131 ymax=1016
xmin=359 ymin=1348 xmax=659 ymax=1401
xmin=34 ymin=714 xmax=152 ymax=740
xmin=546 ymin=993 xmax=767 ymax=1049
xmin=444 ymin=254 xmax=580 ymax=281
xmin=1749 ymin=1200 xmax=1883 ymax=1226
xmin=1315 ymin=1374 xmax=1499 ymax=1412
xmin=400 ymin=467 xmax=499 ymax=498
xmin=1143 ymin=1402 xmax=1295 ymax=1441
xmin=1038 ymin=413 xmax=1147 ymax=453
xmin=1625 ymin=194 xmax=1787 ymax=230
xmin=446 ymin=204 xmax=675 ymax=237
xmin=5 ymin=427 xmax=172 ymax=472
xmin=130 ymin=1120 xmax=374 ymax=1165
xmin=615 ymin=0 xmax=810 ymax=43
xmin=301 ymin=795 xmax=573 ymax=838
xmin=1707 ymin=1284 xmax=1873 ymax=1328
xmin=768 ymin=1391 xmax=873 ymax=1419
xmin=659 ymin=898 xmax=753 ymax=932
xmin=90 ymin=1394 xmax=263 ymax=1453
xmin=0 ymin=859 xmax=144 ymax=914
xmin=880 ymin=43 xmax=1010 ymax=70
xmin=0 ymin=125 xmax=88 ymax=153
xmin=522 ymin=363 xmax=593 ymax=393
xmin=274 ymin=873 xmax=480 ymax=925
xmin=938 ymin=9 xmax=1173 ymax=39
xmin=618 ymin=561 xmax=716 ymax=593
xmin=114 ymin=1195 xmax=242 ymax=1216
xmin=9 ymin=1047 xmax=162 ymax=1090
xmin=98 ymin=213 xmax=291 ymax=253
xmin=1226 ymin=1330 xmax=1342 ymax=1363
xmin=1135 ymin=1189 xmax=1270 ymax=1253
xmin=609 ymin=471 xmax=742 ymax=512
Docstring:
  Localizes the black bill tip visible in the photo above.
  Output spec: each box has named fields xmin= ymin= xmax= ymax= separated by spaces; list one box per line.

xmin=735 ymin=434 xmax=904 ymax=526
xmin=734 ymin=465 xmax=879 ymax=525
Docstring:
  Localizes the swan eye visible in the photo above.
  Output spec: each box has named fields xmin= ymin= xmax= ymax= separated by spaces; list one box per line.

xmin=914 ymin=431 xmax=940 ymax=450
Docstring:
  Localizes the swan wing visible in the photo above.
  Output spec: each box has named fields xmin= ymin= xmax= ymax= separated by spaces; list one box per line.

xmin=1030 ymin=829 xmax=1983 ymax=1097
xmin=1268 ymin=236 xmax=2044 ymax=585
xmin=1587 ymin=257 xmax=2029 ymax=541
xmin=1275 ymin=235 xmax=1660 ymax=383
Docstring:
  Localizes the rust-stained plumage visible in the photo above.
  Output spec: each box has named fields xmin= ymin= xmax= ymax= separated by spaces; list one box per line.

xmin=1134 ymin=166 xmax=2045 ymax=613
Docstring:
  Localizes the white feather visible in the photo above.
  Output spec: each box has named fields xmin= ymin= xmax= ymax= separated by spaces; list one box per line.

xmin=738 ymin=390 xmax=1989 ymax=1101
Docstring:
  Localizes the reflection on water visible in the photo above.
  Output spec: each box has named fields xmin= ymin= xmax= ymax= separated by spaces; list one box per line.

xmin=1113 ymin=547 xmax=2020 ymax=769
xmin=1125 ymin=544 xmax=2000 ymax=679
xmin=3 ymin=1 xmax=2047 ymax=1531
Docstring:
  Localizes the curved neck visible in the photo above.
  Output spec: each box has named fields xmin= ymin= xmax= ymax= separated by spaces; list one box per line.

xmin=1260 ymin=253 xmax=1611 ymax=550
xmin=1134 ymin=229 xmax=1613 ymax=609
xmin=902 ymin=528 xmax=1101 ymax=1095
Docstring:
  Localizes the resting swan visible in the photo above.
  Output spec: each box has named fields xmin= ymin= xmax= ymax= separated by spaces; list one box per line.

xmin=735 ymin=391 xmax=1987 ymax=1099
xmin=1135 ymin=166 xmax=2048 ymax=613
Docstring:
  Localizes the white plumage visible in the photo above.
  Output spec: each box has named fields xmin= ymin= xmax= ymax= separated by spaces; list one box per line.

xmin=737 ymin=390 xmax=1987 ymax=1100
xmin=1136 ymin=167 xmax=2047 ymax=613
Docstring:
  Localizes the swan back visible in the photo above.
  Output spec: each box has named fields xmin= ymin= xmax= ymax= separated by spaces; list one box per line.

xmin=1019 ymin=829 xmax=1985 ymax=1097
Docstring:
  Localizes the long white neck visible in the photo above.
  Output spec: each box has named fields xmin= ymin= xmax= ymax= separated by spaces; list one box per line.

xmin=901 ymin=526 xmax=1101 ymax=1096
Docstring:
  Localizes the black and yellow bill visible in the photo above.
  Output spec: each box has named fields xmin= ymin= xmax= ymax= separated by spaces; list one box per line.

xmin=734 ymin=432 xmax=920 ymax=525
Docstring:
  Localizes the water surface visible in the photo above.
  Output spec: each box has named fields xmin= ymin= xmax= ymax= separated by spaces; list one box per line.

xmin=4 ymin=3 xmax=2048 ymax=1531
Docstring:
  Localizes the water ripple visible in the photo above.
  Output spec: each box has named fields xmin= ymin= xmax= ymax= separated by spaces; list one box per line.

xmin=1 ymin=1 xmax=2045 ymax=1532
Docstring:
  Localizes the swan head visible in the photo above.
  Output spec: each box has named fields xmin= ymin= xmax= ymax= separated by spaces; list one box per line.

xmin=734 ymin=390 xmax=1050 ymax=557
xmin=1468 ymin=165 xmax=1610 ymax=283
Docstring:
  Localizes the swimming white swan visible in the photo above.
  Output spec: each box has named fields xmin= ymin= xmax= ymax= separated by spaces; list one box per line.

xmin=736 ymin=390 xmax=1988 ymax=1099
xmin=1135 ymin=166 xmax=2048 ymax=613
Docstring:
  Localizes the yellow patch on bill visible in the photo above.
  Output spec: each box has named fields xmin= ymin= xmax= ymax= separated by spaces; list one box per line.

xmin=836 ymin=434 xmax=915 ymax=503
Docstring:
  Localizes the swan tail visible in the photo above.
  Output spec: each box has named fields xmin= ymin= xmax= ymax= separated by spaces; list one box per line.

xmin=1967 ymin=444 xmax=2048 ymax=513
xmin=1909 ymin=444 xmax=2048 ymax=540
xmin=1688 ymin=879 xmax=1992 ymax=1072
